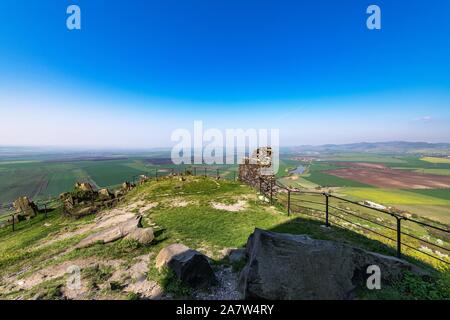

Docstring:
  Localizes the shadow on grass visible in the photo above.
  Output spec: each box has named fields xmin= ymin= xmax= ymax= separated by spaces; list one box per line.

xmin=266 ymin=214 xmax=437 ymax=272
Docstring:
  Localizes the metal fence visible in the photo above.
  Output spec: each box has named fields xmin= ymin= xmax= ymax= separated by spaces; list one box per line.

xmin=131 ymin=166 xmax=237 ymax=184
xmin=257 ymin=177 xmax=450 ymax=265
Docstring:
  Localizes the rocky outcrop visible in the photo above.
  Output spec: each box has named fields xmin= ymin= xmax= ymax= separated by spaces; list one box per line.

xmin=138 ymin=175 xmax=149 ymax=185
xmin=238 ymin=228 xmax=427 ymax=300
xmin=60 ymin=183 xmax=122 ymax=218
xmin=76 ymin=215 xmax=153 ymax=248
xmin=121 ymin=182 xmax=135 ymax=193
xmin=222 ymin=248 xmax=246 ymax=263
xmin=98 ymin=188 xmax=113 ymax=200
xmin=75 ymin=182 xmax=94 ymax=192
xmin=13 ymin=197 xmax=38 ymax=219
xmin=156 ymin=244 xmax=217 ymax=289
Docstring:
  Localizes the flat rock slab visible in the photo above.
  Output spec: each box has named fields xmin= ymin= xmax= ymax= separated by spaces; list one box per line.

xmin=76 ymin=216 xmax=142 ymax=248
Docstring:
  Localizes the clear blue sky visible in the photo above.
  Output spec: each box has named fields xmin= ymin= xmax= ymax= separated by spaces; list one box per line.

xmin=0 ymin=0 xmax=449 ymax=147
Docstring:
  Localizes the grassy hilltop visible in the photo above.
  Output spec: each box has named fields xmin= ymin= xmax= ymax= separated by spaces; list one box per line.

xmin=0 ymin=176 xmax=449 ymax=300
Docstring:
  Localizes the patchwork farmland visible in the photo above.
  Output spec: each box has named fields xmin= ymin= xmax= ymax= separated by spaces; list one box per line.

xmin=0 ymin=153 xmax=238 ymax=209
xmin=279 ymin=153 xmax=450 ymax=226
xmin=325 ymin=162 xmax=450 ymax=189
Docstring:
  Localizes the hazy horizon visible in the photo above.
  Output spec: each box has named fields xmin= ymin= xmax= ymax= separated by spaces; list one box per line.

xmin=1 ymin=140 xmax=450 ymax=153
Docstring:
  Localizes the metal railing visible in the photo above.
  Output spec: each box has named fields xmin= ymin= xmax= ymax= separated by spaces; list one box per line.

xmin=256 ymin=177 xmax=450 ymax=265
xmin=131 ymin=166 xmax=237 ymax=184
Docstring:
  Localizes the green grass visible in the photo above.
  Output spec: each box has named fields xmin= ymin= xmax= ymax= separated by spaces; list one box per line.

xmin=360 ymin=271 xmax=450 ymax=300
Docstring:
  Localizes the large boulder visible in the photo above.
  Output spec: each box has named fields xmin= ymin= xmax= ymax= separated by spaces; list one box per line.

xmin=138 ymin=175 xmax=149 ymax=185
xmin=98 ymin=188 xmax=113 ymax=200
xmin=238 ymin=229 xmax=426 ymax=300
xmin=121 ymin=182 xmax=135 ymax=192
xmin=125 ymin=227 xmax=154 ymax=245
xmin=75 ymin=182 xmax=94 ymax=192
xmin=13 ymin=196 xmax=38 ymax=219
xmin=156 ymin=244 xmax=217 ymax=289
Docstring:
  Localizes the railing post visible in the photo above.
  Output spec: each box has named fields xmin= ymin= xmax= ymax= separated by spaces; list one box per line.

xmin=12 ymin=213 xmax=15 ymax=232
xmin=194 ymin=167 xmax=197 ymax=176
xmin=233 ymin=171 xmax=236 ymax=181
xmin=44 ymin=204 xmax=47 ymax=219
xmin=324 ymin=193 xmax=329 ymax=227
xmin=287 ymin=190 xmax=291 ymax=216
xmin=204 ymin=167 xmax=207 ymax=177
xmin=396 ymin=217 xmax=402 ymax=258
xmin=216 ymin=169 xmax=219 ymax=179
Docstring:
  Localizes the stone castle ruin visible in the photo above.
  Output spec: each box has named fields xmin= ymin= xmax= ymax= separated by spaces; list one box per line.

xmin=238 ymin=147 xmax=276 ymax=194
xmin=59 ymin=179 xmax=142 ymax=218
xmin=13 ymin=196 xmax=38 ymax=220
xmin=0 ymin=196 xmax=39 ymax=228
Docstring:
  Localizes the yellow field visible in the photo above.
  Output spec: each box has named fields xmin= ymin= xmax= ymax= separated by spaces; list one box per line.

xmin=339 ymin=188 xmax=450 ymax=205
xmin=421 ymin=156 xmax=450 ymax=164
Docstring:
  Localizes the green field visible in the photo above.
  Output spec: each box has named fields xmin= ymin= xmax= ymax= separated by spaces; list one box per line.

xmin=0 ymin=155 xmax=239 ymax=206
xmin=304 ymin=171 xmax=372 ymax=188
xmin=407 ymin=189 xmax=450 ymax=201
xmin=0 ymin=158 xmax=156 ymax=204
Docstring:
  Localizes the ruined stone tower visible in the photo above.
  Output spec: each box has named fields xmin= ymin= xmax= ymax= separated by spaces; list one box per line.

xmin=238 ymin=147 xmax=275 ymax=192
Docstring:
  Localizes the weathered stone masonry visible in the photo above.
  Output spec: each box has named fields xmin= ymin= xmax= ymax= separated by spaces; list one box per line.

xmin=238 ymin=147 xmax=275 ymax=194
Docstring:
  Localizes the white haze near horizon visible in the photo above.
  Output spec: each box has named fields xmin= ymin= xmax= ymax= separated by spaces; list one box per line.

xmin=1 ymin=82 xmax=450 ymax=148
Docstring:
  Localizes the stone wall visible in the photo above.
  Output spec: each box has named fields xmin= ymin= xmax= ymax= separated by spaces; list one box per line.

xmin=238 ymin=147 xmax=275 ymax=194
